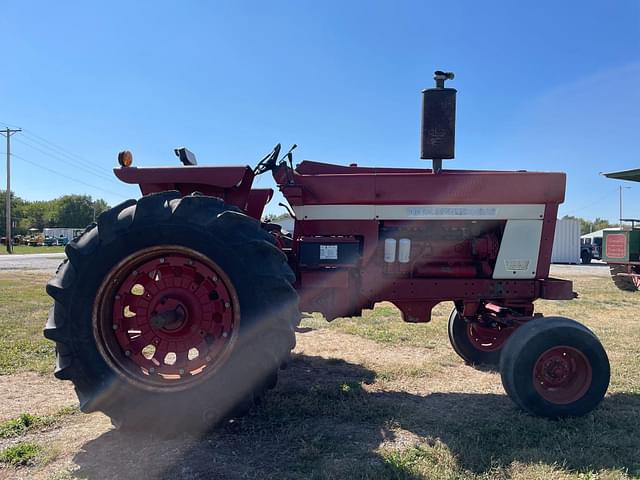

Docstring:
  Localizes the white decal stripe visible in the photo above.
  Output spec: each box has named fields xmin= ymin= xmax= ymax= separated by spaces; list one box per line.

xmin=293 ymin=204 xmax=545 ymax=221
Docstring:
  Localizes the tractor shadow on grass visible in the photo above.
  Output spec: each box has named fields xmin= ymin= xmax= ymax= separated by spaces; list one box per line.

xmin=73 ymin=354 xmax=640 ymax=479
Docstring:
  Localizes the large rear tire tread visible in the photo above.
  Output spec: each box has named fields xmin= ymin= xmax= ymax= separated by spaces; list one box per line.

xmin=44 ymin=191 xmax=300 ymax=435
xmin=499 ymin=316 xmax=609 ymax=418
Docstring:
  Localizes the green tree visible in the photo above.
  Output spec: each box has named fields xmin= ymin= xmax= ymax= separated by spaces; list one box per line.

xmin=0 ymin=190 xmax=19 ymax=237
xmin=56 ymin=195 xmax=95 ymax=227
xmin=20 ymin=200 xmax=58 ymax=232
xmin=1 ymin=191 xmax=111 ymax=235
xmin=562 ymin=215 xmax=615 ymax=235
xmin=93 ymin=198 xmax=110 ymax=218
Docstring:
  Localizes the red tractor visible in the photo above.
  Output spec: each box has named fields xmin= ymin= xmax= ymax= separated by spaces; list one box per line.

xmin=44 ymin=72 xmax=610 ymax=433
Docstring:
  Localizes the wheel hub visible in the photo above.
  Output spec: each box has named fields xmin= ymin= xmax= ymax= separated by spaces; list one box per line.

xmin=150 ymin=298 xmax=187 ymax=330
xmin=95 ymin=247 xmax=240 ymax=390
xmin=533 ymin=346 xmax=592 ymax=404
xmin=466 ymin=322 xmax=513 ymax=352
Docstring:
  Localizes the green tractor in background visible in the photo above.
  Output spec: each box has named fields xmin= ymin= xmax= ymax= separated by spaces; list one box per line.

xmin=602 ymin=169 xmax=640 ymax=291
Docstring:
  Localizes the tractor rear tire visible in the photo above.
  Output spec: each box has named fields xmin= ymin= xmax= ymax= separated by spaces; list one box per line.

xmin=44 ymin=192 xmax=300 ymax=435
xmin=448 ymin=307 xmax=511 ymax=368
xmin=499 ymin=317 xmax=609 ymax=418
xmin=610 ymin=264 xmax=640 ymax=292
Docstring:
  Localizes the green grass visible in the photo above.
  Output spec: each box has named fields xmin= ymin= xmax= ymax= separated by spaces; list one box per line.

xmin=0 ymin=441 xmax=43 ymax=467
xmin=379 ymin=443 xmax=460 ymax=480
xmin=0 ymin=272 xmax=55 ymax=374
xmin=0 ymin=414 xmax=45 ymax=439
xmin=0 ymin=407 xmax=78 ymax=439
xmin=301 ymin=302 xmax=452 ymax=347
xmin=0 ymin=245 xmax=66 ymax=255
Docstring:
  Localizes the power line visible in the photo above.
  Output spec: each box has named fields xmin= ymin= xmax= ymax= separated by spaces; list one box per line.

xmin=562 ymin=187 xmax=619 ymax=217
xmin=17 ymin=132 xmax=110 ymax=178
xmin=13 ymin=136 xmax=122 ymax=185
xmin=22 ymin=127 xmax=98 ymax=163
xmin=21 ymin=128 xmax=119 ymax=179
xmin=0 ymin=122 xmax=122 ymax=181
xmin=10 ymin=152 xmax=130 ymax=200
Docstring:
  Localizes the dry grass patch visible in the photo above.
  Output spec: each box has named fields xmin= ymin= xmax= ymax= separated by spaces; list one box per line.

xmin=0 ymin=272 xmax=55 ymax=375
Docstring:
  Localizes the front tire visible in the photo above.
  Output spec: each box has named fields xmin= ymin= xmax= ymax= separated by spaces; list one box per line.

xmin=610 ymin=264 xmax=640 ymax=292
xmin=447 ymin=307 xmax=512 ymax=368
xmin=44 ymin=192 xmax=300 ymax=434
xmin=499 ymin=317 xmax=609 ymax=418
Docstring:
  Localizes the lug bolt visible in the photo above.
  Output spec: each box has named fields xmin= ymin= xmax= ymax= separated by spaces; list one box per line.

xmin=149 ymin=367 xmax=155 ymax=374
xmin=224 ymin=302 xmax=230 ymax=309
xmin=222 ymin=332 xmax=228 ymax=338
xmin=212 ymin=275 xmax=218 ymax=282
xmin=187 ymin=260 xmax=194 ymax=266
xmin=179 ymin=369 xmax=185 ymax=375
xmin=115 ymin=294 xmax=120 ymax=300
xmin=125 ymin=350 xmax=131 ymax=356
xmin=159 ymin=258 xmax=165 ymax=263
xmin=132 ymin=270 xmax=138 ymax=275
xmin=205 ymin=356 xmax=212 ymax=362
xmin=112 ymin=324 xmax=119 ymax=330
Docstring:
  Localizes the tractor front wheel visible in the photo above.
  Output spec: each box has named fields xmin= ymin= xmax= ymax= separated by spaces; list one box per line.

xmin=447 ymin=307 xmax=513 ymax=368
xmin=44 ymin=192 xmax=300 ymax=434
xmin=499 ymin=316 xmax=609 ymax=417
xmin=610 ymin=264 xmax=640 ymax=292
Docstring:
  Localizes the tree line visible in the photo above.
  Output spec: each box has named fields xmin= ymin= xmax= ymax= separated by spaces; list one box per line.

xmin=0 ymin=190 xmax=109 ymax=237
xmin=561 ymin=215 xmax=616 ymax=235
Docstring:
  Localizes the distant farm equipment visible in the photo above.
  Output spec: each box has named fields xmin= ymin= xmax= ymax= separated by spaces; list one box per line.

xmin=43 ymin=228 xmax=84 ymax=246
xmin=14 ymin=228 xmax=83 ymax=247
xmin=44 ymin=72 xmax=611 ymax=434
xmin=601 ymin=170 xmax=640 ymax=291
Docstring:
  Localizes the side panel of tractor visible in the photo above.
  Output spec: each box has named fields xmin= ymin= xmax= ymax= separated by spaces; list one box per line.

xmin=273 ymin=162 xmax=573 ymax=325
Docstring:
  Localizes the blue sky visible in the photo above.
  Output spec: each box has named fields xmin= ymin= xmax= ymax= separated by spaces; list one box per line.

xmin=2 ymin=1 xmax=639 ymax=220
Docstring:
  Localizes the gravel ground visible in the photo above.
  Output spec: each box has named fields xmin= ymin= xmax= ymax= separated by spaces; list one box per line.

xmin=550 ymin=261 xmax=610 ymax=278
xmin=0 ymin=253 xmax=65 ymax=273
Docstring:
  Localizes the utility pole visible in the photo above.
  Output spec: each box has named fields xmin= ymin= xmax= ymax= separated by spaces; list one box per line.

xmin=619 ymin=185 xmax=631 ymax=228
xmin=1 ymin=127 xmax=21 ymax=254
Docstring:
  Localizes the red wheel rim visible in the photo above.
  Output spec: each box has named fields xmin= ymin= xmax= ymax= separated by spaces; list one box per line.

xmin=466 ymin=322 xmax=513 ymax=352
xmin=93 ymin=246 xmax=240 ymax=391
xmin=533 ymin=346 xmax=592 ymax=404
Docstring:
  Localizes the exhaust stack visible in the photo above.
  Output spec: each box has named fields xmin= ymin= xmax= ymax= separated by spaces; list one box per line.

xmin=421 ymin=71 xmax=456 ymax=173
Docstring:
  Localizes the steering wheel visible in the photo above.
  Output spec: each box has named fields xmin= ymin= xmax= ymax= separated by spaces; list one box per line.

xmin=253 ymin=143 xmax=282 ymax=175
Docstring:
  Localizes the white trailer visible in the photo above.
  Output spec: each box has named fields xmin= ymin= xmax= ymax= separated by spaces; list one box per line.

xmin=43 ymin=228 xmax=84 ymax=241
xmin=551 ymin=219 xmax=581 ymax=264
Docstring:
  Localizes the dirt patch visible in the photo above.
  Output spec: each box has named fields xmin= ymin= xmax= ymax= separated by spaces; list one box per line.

xmin=0 ymin=374 xmax=76 ymax=422
xmin=295 ymin=329 xmax=502 ymax=394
